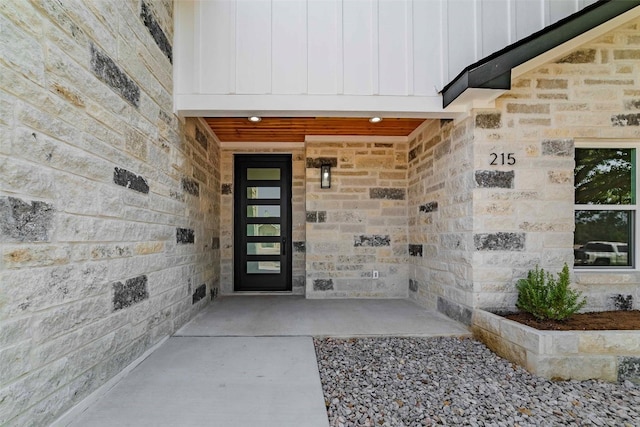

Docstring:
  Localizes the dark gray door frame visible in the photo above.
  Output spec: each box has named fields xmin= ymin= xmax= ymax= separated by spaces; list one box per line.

xmin=233 ymin=154 xmax=292 ymax=292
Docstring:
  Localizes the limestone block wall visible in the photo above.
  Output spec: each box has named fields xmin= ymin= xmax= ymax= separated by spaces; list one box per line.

xmin=0 ymin=2 xmax=220 ymax=425
xmin=470 ymin=17 xmax=640 ymax=312
xmin=407 ymin=119 xmax=476 ymax=323
xmin=305 ymin=140 xmax=409 ymax=298
xmin=219 ymin=147 xmax=306 ymax=294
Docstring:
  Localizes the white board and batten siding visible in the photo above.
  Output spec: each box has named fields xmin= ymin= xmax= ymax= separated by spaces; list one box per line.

xmin=174 ymin=0 xmax=597 ymax=117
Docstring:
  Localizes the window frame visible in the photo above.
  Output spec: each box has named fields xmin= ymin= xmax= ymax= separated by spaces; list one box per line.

xmin=574 ymin=141 xmax=638 ymax=271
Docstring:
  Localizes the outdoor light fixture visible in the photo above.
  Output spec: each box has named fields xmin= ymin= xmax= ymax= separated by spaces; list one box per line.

xmin=369 ymin=116 xmax=382 ymax=123
xmin=320 ymin=164 xmax=331 ymax=189
xmin=248 ymin=116 xmax=262 ymax=122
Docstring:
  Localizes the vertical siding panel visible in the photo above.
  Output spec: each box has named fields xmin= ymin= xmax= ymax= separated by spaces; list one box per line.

xmin=272 ymin=0 xmax=307 ymax=94
xmin=308 ymin=0 xmax=340 ymax=94
xmin=508 ymin=0 xmax=517 ymax=44
xmin=481 ymin=0 xmax=510 ymax=57
xmin=447 ymin=0 xmax=477 ymax=82
xmin=440 ymin=0 xmax=449 ymax=88
xmin=413 ymin=0 xmax=443 ymax=96
xmin=372 ymin=0 xmax=379 ymax=95
xmin=476 ymin=0 xmax=483 ymax=61
xmin=235 ymin=0 xmax=272 ymax=94
xmin=579 ymin=0 xmax=598 ymax=8
xmin=343 ymin=0 xmax=373 ymax=95
xmin=379 ymin=0 xmax=408 ymax=95
xmin=199 ymin=0 xmax=232 ymax=94
xmin=405 ymin=0 xmax=413 ymax=95
xmin=515 ymin=0 xmax=544 ymax=40
xmin=229 ymin=0 xmax=237 ymax=93
xmin=176 ymin=0 xmax=196 ymax=94
xmin=336 ymin=0 xmax=344 ymax=94
xmin=547 ymin=0 xmax=579 ymax=26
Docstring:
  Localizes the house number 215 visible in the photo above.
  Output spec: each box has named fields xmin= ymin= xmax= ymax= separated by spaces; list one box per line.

xmin=489 ymin=152 xmax=516 ymax=166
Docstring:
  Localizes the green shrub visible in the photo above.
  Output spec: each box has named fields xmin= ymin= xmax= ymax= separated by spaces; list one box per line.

xmin=516 ymin=263 xmax=586 ymax=321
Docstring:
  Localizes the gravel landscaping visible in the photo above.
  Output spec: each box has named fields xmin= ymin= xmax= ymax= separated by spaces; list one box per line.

xmin=314 ymin=337 xmax=640 ymax=427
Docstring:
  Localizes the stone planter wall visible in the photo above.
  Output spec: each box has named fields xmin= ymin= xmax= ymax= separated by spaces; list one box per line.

xmin=473 ymin=310 xmax=640 ymax=383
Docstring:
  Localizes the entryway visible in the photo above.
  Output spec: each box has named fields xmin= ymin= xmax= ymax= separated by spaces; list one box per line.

xmin=178 ymin=296 xmax=471 ymax=337
xmin=233 ymin=154 xmax=292 ymax=292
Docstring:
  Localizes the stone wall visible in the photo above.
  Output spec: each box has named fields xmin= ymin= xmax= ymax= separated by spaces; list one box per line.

xmin=0 ymin=1 xmax=220 ymax=425
xmin=219 ymin=146 xmax=306 ymax=294
xmin=407 ymin=119 xmax=476 ymax=323
xmin=305 ymin=140 xmax=409 ymax=298
xmin=470 ymin=17 xmax=640 ymax=312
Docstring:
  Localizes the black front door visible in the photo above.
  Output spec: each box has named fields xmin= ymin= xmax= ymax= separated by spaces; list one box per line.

xmin=234 ymin=155 xmax=292 ymax=291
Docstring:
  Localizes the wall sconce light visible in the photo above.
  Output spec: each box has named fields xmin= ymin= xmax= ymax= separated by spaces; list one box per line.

xmin=320 ymin=164 xmax=331 ymax=189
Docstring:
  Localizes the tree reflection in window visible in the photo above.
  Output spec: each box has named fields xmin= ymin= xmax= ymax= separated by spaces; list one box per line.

xmin=575 ymin=148 xmax=633 ymax=205
xmin=575 ymin=210 xmax=630 ymax=244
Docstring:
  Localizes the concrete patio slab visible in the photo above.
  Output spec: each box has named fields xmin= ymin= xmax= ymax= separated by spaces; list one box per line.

xmin=58 ymin=297 xmax=469 ymax=426
xmin=66 ymin=336 xmax=328 ymax=427
xmin=176 ymin=296 xmax=471 ymax=337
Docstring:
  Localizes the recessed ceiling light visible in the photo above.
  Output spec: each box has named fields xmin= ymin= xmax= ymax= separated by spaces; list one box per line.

xmin=248 ymin=116 xmax=262 ymax=122
xmin=369 ymin=117 xmax=383 ymax=123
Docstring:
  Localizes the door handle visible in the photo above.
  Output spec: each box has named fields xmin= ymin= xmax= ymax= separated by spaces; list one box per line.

xmin=282 ymin=237 xmax=286 ymax=256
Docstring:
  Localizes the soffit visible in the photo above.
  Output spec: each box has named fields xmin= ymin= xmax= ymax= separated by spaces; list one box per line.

xmin=204 ymin=117 xmax=426 ymax=143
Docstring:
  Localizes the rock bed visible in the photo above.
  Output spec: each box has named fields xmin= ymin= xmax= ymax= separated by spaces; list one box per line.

xmin=314 ymin=337 xmax=639 ymax=427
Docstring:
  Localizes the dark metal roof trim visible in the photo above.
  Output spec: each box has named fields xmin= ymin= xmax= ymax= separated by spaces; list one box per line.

xmin=441 ymin=0 xmax=640 ymax=108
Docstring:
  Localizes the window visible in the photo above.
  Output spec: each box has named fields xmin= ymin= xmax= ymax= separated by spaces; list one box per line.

xmin=574 ymin=146 xmax=636 ymax=268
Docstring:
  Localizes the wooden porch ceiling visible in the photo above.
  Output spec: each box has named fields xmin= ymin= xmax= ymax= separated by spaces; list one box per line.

xmin=204 ymin=117 xmax=426 ymax=143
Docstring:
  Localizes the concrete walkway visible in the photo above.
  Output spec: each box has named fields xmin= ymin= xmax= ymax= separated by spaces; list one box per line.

xmin=60 ymin=297 xmax=470 ymax=427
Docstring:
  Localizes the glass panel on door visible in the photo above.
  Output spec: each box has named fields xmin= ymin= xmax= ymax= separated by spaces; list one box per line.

xmin=247 ymin=242 xmax=281 ymax=255
xmin=246 ymin=205 xmax=281 ymax=218
xmin=247 ymin=187 xmax=281 ymax=199
xmin=247 ymin=168 xmax=280 ymax=180
xmin=246 ymin=224 xmax=281 ymax=236
xmin=246 ymin=261 xmax=281 ymax=274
